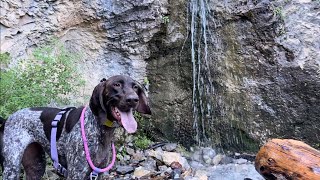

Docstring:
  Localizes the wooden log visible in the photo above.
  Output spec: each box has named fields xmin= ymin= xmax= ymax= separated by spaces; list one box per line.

xmin=255 ymin=139 xmax=320 ymax=180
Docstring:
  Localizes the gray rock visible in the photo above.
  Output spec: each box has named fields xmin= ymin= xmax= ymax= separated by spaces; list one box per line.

xmin=140 ymin=157 xmax=157 ymax=171
xmin=126 ymin=147 xmax=135 ymax=156
xmin=131 ymin=151 xmax=146 ymax=162
xmin=220 ymin=156 xmax=234 ymax=165
xmin=145 ymin=149 xmax=163 ymax=161
xmin=162 ymin=143 xmax=178 ymax=152
xmin=158 ymin=165 xmax=169 ymax=172
xmin=211 ymin=154 xmax=224 ymax=166
xmin=194 ymin=169 xmax=209 ymax=180
xmin=191 ymin=150 xmax=203 ymax=162
xmin=202 ymin=147 xmax=216 ymax=164
xmin=234 ymin=158 xmax=248 ymax=164
xmin=206 ymin=164 xmax=264 ymax=180
xmin=123 ymin=154 xmax=131 ymax=162
xmin=125 ymin=135 xmax=134 ymax=144
xmin=116 ymin=165 xmax=134 ymax=175
xmin=189 ymin=160 xmax=205 ymax=169
xmin=162 ymin=152 xmax=190 ymax=170
xmin=133 ymin=166 xmax=151 ymax=178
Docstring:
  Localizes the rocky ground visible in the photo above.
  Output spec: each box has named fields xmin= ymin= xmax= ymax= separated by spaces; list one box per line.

xmin=0 ymin=135 xmax=264 ymax=180
xmin=43 ymin=134 xmax=264 ymax=180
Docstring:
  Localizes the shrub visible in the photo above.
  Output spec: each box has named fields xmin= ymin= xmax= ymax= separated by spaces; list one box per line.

xmin=0 ymin=40 xmax=84 ymax=118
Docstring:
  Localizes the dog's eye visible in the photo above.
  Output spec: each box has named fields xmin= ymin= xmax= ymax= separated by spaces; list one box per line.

xmin=114 ymin=83 xmax=121 ymax=87
xmin=133 ymin=84 xmax=139 ymax=90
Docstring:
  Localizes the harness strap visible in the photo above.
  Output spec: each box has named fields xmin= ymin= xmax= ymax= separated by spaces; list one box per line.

xmin=50 ymin=108 xmax=72 ymax=177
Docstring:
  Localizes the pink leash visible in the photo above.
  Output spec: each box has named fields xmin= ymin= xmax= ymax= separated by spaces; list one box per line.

xmin=80 ymin=106 xmax=116 ymax=178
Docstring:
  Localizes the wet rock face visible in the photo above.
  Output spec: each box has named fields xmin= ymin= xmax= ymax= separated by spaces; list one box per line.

xmin=147 ymin=0 xmax=320 ymax=151
xmin=205 ymin=0 xmax=320 ymax=150
xmin=146 ymin=0 xmax=195 ymax=146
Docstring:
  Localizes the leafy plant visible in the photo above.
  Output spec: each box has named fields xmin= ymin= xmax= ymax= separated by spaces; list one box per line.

xmin=0 ymin=40 xmax=84 ymax=118
xmin=134 ymin=134 xmax=152 ymax=150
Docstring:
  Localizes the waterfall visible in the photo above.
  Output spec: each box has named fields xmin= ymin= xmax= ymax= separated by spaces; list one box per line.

xmin=190 ymin=0 xmax=215 ymax=145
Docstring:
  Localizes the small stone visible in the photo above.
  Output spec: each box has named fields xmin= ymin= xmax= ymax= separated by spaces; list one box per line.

xmin=184 ymin=176 xmax=198 ymax=180
xmin=116 ymin=165 xmax=134 ymax=175
xmin=202 ymin=147 xmax=216 ymax=164
xmin=189 ymin=160 xmax=205 ymax=169
xmin=234 ymin=158 xmax=248 ymax=164
xmin=117 ymin=154 xmax=124 ymax=162
xmin=162 ymin=152 xmax=190 ymax=170
xmin=170 ymin=161 xmax=182 ymax=169
xmin=131 ymin=151 xmax=146 ymax=161
xmin=158 ymin=165 xmax=168 ymax=172
xmin=211 ymin=154 xmax=224 ymax=165
xmin=140 ymin=157 xmax=157 ymax=171
xmin=194 ymin=169 xmax=208 ymax=180
xmin=220 ymin=156 xmax=234 ymax=164
xmin=162 ymin=143 xmax=177 ymax=152
xmin=126 ymin=147 xmax=135 ymax=155
xmin=145 ymin=149 xmax=163 ymax=161
xmin=125 ymin=135 xmax=134 ymax=144
xmin=123 ymin=154 xmax=131 ymax=161
xmin=171 ymin=168 xmax=182 ymax=179
xmin=133 ymin=166 xmax=151 ymax=178
xmin=192 ymin=150 xmax=203 ymax=162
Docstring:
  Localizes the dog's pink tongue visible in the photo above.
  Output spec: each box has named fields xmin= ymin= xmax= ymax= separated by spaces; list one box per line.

xmin=120 ymin=109 xmax=137 ymax=133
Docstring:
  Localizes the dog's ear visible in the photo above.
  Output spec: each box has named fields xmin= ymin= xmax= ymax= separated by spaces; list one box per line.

xmin=136 ymin=85 xmax=151 ymax=115
xmin=89 ymin=81 xmax=108 ymax=116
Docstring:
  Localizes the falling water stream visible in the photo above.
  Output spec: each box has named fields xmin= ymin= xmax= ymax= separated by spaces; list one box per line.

xmin=189 ymin=0 xmax=260 ymax=151
xmin=190 ymin=0 xmax=215 ymax=145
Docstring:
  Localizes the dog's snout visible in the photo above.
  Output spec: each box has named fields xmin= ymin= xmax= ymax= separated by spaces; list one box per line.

xmin=126 ymin=94 xmax=139 ymax=105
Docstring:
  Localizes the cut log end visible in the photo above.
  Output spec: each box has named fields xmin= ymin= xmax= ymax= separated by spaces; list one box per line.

xmin=255 ymin=139 xmax=320 ymax=180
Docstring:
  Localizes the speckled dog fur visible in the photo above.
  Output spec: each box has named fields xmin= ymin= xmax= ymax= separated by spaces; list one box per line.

xmin=0 ymin=75 xmax=151 ymax=180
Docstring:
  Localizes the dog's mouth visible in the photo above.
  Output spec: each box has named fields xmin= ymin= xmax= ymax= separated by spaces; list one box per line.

xmin=111 ymin=107 xmax=137 ymax=134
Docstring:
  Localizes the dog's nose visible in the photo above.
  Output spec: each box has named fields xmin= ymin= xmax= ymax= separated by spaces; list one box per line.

xmin=126 ymin=94 xmax=139 ymax=106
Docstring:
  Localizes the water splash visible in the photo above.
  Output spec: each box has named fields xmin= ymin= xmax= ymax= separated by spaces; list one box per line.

xmin=190 ymin=0 xmax=215 ymax=145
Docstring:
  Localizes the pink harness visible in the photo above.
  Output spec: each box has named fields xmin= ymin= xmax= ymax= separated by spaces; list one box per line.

xmin=80 ymin=106 xmax=116 ymax=179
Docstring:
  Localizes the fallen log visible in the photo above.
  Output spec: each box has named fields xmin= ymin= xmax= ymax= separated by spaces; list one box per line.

xmin=255 ymin=139 xmax=320 ymax=180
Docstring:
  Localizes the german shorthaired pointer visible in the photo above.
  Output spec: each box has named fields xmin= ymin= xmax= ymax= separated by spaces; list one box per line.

xmin=0 ymin=75 xmax=151 ymax=179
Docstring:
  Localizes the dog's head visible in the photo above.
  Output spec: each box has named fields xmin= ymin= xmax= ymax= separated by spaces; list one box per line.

xmin=89 ymin=75 xmax=151 ymax=133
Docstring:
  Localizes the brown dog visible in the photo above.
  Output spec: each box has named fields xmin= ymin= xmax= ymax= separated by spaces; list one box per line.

xmin=0 ymin=75 xmax=151 ymax=179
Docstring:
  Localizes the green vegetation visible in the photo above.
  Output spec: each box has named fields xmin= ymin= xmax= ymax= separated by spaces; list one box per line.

xmin=143 ymin=77 xmax=149 ymax=86
xmin=0 ymin=52 xmax=10 ymax=65
xmin=162 ymin=16 xmax=170 ymax=24
xmin=273 ymin=6 xmax=284 ymax=19
xmin=134 ymin=134 xmax=152 ymax=149
xmin=0 ymin=40 xmax=84 ymax=118
xmin=133 ymin=112 xmax=153 ymax=149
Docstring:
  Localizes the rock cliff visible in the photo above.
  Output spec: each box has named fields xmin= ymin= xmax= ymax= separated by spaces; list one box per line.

xmin=1 ymin=0 xmax=319 ymax=151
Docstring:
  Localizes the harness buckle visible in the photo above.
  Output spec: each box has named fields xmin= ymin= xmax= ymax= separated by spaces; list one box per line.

xmin=54 ymin=163 xmax=68 ymax=177
xmin=90 ymin=171 xmax=99 ymax=180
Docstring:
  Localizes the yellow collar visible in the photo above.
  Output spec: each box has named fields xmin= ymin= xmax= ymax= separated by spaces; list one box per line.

xmin=103 ymin=119 xmax=119 ymax=128
xmin=104 ymin=119 xmax=114 ymax=127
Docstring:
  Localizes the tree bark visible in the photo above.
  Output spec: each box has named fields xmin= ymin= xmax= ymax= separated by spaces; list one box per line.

xmin=255 ymin=139 xmax=320 ymax=180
